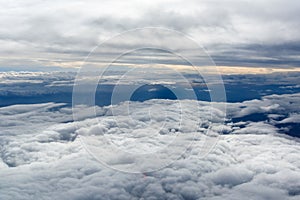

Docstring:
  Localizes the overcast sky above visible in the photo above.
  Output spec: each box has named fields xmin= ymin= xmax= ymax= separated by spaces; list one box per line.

xmin=0 ymin=0 xmax=300 ymax=71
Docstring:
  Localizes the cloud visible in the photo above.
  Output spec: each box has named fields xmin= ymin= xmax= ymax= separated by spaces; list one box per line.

xmin=208 ymin=166 xmax=254 ymax=187
xmin=0 ymin=72 xmax=76 ymax=103
xmin=226 ymin=93 xmax=300 ymax=118
xmin=0 ymin=90 xmax=300 ymax=199
xmin=1 ymin=0 xmax=300 ymax=68
xmin=278 ymin=113 xmax=300 ymax=124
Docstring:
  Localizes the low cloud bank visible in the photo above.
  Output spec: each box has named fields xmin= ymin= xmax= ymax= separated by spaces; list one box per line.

xmin=0 ymin=93 xmax=299 ymax=199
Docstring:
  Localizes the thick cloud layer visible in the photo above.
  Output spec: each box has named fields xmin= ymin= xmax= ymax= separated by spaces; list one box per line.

xmin=1 ymin=0 xmax=300 ymax=68
xmin=0 ymin=92 xmax=299 ymax=199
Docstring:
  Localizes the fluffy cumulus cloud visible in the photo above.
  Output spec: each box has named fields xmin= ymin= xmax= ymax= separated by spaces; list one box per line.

xmin=1 ymin=0 xmax=300 ymax=68
xmin=0 ymin=92 xmax=300 ymax=199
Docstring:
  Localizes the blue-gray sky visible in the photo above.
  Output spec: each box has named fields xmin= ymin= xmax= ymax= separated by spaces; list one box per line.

xmin=0 ymin=0 xmax=300 ymax=71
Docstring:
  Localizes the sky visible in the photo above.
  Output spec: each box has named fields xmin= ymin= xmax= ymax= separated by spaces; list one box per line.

xmin=1 ymin=0 xmax=300 ymax=71
xmin=1 ymin=2 xmax=300 ymax=198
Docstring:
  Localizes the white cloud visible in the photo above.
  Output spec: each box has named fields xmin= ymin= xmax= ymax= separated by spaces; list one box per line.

xmin=226 ymin=93 xmax=300 ymax=118
xmin=278 ymin=113 xmax=300 ymax=124
xmin=0 ymin=91 xmax=300 ymax=199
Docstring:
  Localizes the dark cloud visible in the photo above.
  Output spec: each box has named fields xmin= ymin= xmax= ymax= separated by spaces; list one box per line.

xmin=210 ymin=43 xmax=300 ymax=67
xmin=0 ymin=0 xmax=300 ymax=69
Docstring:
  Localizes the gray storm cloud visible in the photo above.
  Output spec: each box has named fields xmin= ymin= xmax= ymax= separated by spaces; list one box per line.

xmin=0 ymin=0 xmax=300 ymax=69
